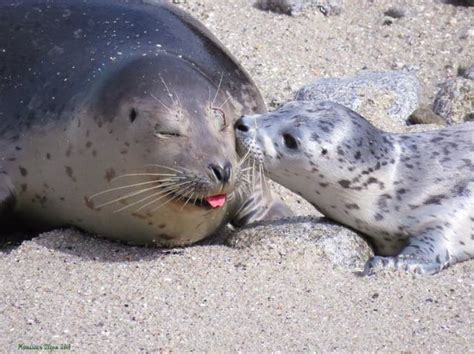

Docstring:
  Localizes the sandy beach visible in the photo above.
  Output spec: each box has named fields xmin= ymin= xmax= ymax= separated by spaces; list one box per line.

xmin=1 ymin=0 xmax=473 ymax=352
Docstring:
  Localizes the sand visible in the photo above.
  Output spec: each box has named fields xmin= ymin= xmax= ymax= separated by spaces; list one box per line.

xmin=1 ymin=0 xmax=473 ymax=352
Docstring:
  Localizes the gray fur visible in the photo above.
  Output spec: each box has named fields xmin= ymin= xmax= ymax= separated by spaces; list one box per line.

xmin=0 ymin=0 xmax=291 ymax=246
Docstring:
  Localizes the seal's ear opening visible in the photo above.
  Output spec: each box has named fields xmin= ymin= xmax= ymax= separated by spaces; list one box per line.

xmin=129 ymin=108 xmax=138 ymax=123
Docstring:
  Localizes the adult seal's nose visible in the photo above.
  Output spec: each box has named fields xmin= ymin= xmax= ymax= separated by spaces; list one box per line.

xmin=235 ymin=116 xmax=250 ymax=133
xmin=208 ymin=162 xmax=232 ymax=183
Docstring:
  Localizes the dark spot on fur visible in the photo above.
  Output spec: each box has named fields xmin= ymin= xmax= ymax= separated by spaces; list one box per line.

xmin=65 ymin=144 xmax=73 ymax=157
xmin=19 ymin=167 xmax=28 ymax=176
xmin=423 ymin=194 xmax=445 ymax=205
xmin=377 ymin=194 xmax=392 ymax=208
xmin=104 ymin=168 xmax=116 ymax=183
xmin=84 ymin=196 xmax=95 ymax=210
xmin=345 ymin=203 xmax=360 ymax=210
xmin=374 ymin=213 xmax=384 ymax=221
xmin=338 ymin=180 xmax=351 ymax=188
xmin=65 ymin=166 xmax=76 ymax=182
xmin=367 ymin=177 xmax=379 ymax=185
xmin=158 ymin=233 xmax=175 ymax=241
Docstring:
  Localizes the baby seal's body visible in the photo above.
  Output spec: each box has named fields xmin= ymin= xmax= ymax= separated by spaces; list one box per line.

xmin=236 ymin=101 xmax=474 ymax=274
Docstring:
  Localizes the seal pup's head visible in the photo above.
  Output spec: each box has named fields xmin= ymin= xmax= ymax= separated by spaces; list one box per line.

xmin=235 ymin=100 xmax=387 ymax=211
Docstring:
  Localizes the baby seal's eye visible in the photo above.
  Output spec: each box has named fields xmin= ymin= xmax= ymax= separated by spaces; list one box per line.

xmin=283 ymin=133 xmax=298 ymax=150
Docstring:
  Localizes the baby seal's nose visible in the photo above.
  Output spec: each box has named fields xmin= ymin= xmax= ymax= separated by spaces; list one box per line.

xmin=235 ymin=116 xmax=250 ymax=132
xmin=208 ymin=162 xmax=232 ymax=183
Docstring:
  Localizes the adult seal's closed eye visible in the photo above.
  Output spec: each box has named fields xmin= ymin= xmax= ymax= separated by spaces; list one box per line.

xmin=235 ymin=100 xmax=474 ymax=274
xmin=0 ymin=0 xmax=291 ymax=246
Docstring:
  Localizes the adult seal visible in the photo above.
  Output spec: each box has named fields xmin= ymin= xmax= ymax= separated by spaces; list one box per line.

xmin=0 ymin=0 xmax=290 ymax=246
xmin=235 ymin=100 xmax=474 ymax=274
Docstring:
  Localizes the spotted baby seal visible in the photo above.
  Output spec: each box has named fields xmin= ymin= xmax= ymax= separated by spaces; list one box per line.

xmin=235 ymin=100 xmax=474 ymax=274
xmin=0 ymin=0 xmax=290 ymax=246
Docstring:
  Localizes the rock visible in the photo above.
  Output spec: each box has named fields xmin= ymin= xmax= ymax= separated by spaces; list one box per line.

xmin=254 ymin=0 xmax=343 ymax=16
xmin=459 ymin=64 xmax=474 ymax=80
xmin=225 ymin=216 xmax=373 ymax=271
xmin=295 ymin=70 xmax=421 ymax=132
xmin=433 ymin=75 xmax=474 ymax=124
xmin=408 ymin=106 xmax=447 ymax=126
xmin=383 ymin=7 xmax=405 ymax=19
xmin=459 ymin=26 xmax=474 ymax=40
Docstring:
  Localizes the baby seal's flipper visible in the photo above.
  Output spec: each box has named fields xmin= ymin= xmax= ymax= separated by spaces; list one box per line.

xmin=363 ymin=230 xmax=451 ymax=275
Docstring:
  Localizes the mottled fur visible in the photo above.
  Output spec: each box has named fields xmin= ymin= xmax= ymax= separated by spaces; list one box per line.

xmin=236 ymin=100 xmax=474 ymax=274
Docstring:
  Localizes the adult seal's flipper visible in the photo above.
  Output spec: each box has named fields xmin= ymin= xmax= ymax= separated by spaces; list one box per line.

xmin=231 ymin=175 xmax=293 ymax=227
xmin=0 ymin=172 xmax=15 ymax=217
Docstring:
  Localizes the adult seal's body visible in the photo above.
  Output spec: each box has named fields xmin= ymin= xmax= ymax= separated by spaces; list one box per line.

xmin=235 ymin=100 xmax=474 ymax=274
xmin=0 ymin=0 xmax=290 ymax=246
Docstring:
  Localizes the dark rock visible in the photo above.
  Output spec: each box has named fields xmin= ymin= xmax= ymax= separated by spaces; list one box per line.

xmin=408 ymin=106 xmax=446 ymax=126
xmin=254 ymin=0 xmax=343 ymax=16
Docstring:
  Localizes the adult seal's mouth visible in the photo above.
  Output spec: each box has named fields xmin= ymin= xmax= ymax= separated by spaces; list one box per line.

xmin=205 ymin=194 xmax=227 ymax=208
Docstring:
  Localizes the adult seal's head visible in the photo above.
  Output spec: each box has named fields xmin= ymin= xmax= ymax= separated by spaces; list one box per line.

xmin=235 ymin=100 xmax=474 ymax=274
xmin=0 ymin=0 xmax=291 ymax=246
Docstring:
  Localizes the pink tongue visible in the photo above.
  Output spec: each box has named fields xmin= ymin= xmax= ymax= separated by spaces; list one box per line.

xmin=206 ymin=194 xmax=227 ymax=208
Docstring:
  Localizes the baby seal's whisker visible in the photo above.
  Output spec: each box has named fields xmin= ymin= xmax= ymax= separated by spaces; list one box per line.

xmin=238 ymin=146 xmax=252 ymax=167
xmin=251 ymin=159 xmax=258 ymax=195
xmin=259 ymin=163 xmax=268 ymax=194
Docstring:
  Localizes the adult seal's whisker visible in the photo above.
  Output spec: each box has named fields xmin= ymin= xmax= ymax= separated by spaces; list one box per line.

xmin=144 ymin=164 xmax=193 ymax=174
xmin=88 ymin=178 xmax=178 ymax=200
xmin=111 ymin=173 xmax=183 ymax=181
xmin=116 ymin=182 xmax=193 ymax=213
xmin=96 ymin=180 xmax=189 ymax=210
xmin=148 ymin=184 xmax=197 ymax=213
